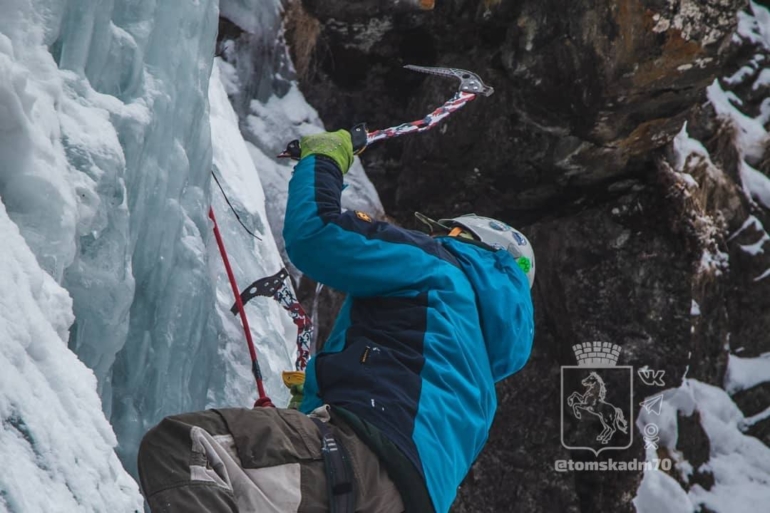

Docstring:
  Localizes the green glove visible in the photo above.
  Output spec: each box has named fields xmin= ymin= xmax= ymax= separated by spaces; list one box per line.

xmin=300 ymin=130 xmax=354 ymax=174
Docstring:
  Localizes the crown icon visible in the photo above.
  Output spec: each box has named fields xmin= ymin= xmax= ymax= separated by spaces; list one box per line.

xmin=572 ymin=342 xmax=621 ymax=367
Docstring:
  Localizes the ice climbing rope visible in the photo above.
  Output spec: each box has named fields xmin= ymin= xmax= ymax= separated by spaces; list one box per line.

xmin=212 ymin=170 xmax=262 ymax=241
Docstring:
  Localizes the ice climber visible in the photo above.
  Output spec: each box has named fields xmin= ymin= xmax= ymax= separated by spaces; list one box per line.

xmin=137 ymin=130 xmax=535 ymax=512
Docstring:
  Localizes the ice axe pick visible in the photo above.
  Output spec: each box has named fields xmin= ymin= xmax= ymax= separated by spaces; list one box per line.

xmin=277 ymin=65 xmax=494 ymax=160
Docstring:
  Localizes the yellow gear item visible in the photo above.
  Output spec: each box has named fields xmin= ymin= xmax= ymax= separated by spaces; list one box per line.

xmin=282 ymin=371 xmax=306 ymax=410
xmin=282 ymin=371 xmax=306 ymax=387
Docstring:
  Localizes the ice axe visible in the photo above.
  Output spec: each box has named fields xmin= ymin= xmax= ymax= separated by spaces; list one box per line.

xmin=277 ymin=65 xmax=494 ymax=160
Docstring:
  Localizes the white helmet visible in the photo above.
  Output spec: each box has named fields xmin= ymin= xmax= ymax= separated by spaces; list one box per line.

xmin=439 ymin=214 xmax=535 ymax=288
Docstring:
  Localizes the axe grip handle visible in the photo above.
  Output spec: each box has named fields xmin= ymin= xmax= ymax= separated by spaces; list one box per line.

xmin=350 ymin=123 xmax=368 ymax=155
xmin=278 ymin=124 xmax=367 ymax=161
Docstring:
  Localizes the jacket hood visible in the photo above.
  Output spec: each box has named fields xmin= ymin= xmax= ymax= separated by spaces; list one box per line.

xmin=439 ymin=237 xmax=534 ymax=381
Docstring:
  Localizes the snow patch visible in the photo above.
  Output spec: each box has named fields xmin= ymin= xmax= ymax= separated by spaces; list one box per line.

xmin=707 ymin=80 xmax=768 ymax=162
xmin=707 ymin=4 xmax=770 ymax=217
xmin=636 ymin=380 xmax=770 ymax=513
xmin=634 ymin=469 xmax=693 ymax=513
xmin=754 ymin=267 xmax=770 ymax=282
xmin=740 ymin=160 xmax=770 ymax=209
xmin=743 ymin=405 xmax=770 ymax=429
xmin=670 ymin=125 xmax=730 ymax=276
xmin=725 ymin=353 xmax=770 ymax=395
xmin=724 ymin=65 xmax=755 ymax=85
xmin=752 ymin=68 xmax=770 ymax=90
xmin=0 ymin=202 xmax=142 ymax=512
xmin=730 ymin=215 xmax=770 ymax=257
xmin=737 ymin=2 xmax=770 ymax=51
xmin=672 ymin=123 xmax=718 ymax=176
xmin=738 ymin=230 xmax=769 ymax=255
xmin=729 ymin=215 xmax=764 ymax=241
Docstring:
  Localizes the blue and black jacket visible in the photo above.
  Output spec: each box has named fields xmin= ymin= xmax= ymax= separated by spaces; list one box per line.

xmin=284 ymin=154 xmax=534 ymax=513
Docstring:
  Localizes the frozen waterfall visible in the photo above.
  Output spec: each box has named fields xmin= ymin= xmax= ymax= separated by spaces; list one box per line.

xmin=0 ymin=0 xmax=383 ymax=510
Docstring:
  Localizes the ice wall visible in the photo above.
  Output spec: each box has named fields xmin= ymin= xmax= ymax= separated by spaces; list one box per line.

xmin=0 ymin=0 xmax=298 ymax=496
xmin=0 ymin=200 xmax=142 ymax=512
xmin=0 ymin=1 xmax=142 ymax=509
xmin=0 ymin=0 xmax=385 ymax=504
xmin=49 ymin=0 xmax=297 ymax=475
xmin=92 ymin=0 xmax=224 ymax=472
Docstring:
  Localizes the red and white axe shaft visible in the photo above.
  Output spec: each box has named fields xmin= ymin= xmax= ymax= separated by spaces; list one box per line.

xmin=278 ymin=65 xmax=494 ymax=160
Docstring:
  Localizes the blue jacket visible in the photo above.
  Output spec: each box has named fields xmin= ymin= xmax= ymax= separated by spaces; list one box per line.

xmin=284 ymin=155 xmax=534 ymax=513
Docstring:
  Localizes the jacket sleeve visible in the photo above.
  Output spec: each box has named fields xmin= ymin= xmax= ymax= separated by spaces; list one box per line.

xmin=283 ymin=155 xmax=441 ymax=297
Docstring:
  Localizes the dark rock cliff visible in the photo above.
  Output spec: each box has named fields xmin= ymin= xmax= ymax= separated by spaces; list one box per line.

xmin=277 ymin=0 xmax=770 ymax=511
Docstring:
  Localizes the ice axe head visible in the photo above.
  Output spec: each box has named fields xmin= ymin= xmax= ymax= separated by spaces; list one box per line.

xmin=277 ymin=139 xmax=301 ymax=160
xmin=403 ymin=65 xmax=494 ymax=97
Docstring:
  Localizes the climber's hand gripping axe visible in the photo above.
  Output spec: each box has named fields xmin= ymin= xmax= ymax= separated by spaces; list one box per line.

xmin=277 ymin=65 xmax=494 ymax=160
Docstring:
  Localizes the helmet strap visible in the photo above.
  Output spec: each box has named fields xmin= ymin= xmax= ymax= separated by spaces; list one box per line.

xmin=415 ymin=211 xmax=451 ymax=235
xmin=448 ymin=227 xmax=476 ymax=240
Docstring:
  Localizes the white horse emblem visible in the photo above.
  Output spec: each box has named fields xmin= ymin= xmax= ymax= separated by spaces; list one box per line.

xmin=567 ymin=372 xmax=629 ymax=444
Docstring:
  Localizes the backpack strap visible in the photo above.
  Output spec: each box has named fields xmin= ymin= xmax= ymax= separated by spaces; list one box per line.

xmin=311 ymin=417 xmax=356 ymax=513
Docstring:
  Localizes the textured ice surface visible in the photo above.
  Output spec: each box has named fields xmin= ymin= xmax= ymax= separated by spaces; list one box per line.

xmin=100 ymin=0 xmax=223 ymax=474
xmin=0 ymin=0 xmax=383 ymax=505
xmin=221 ymin=0 xmax=282 ymax=36
xmin=0 ymin=0 xmax=304 ymax=500
xmin=0 ymin=200 xmax=142 ymax=512
xmin=0 ymin=1 xmax=142 ymax=510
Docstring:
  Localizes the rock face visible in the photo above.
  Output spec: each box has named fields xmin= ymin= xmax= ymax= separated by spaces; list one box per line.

xmin=294 ymin=0 xmax=744 ymax=217
xmin=285 ymin=0 xmax=770 ymax=510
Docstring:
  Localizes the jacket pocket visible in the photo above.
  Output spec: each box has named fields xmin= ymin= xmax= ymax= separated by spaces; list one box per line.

xmin=314 ymin=340 xmax=379 ymax=401
xmin=314 ymin=338 xmax=422 ymax=418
